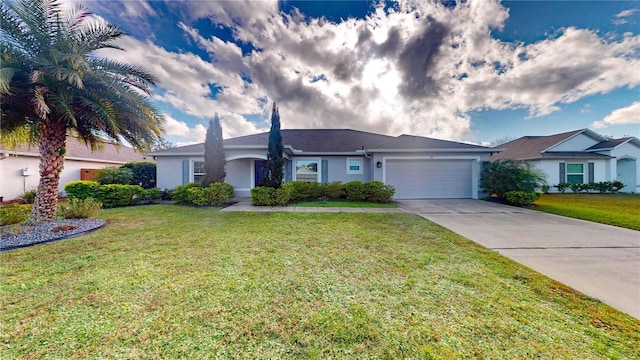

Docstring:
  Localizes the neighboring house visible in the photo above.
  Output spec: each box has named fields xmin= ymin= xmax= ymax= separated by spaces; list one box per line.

xmin=490 ymin=129 xmax=640 ymax=193
xmin=149 ymin=129 xmax=498 ymax=199
xmin=0 ymin=136 xmax=149 ymax=201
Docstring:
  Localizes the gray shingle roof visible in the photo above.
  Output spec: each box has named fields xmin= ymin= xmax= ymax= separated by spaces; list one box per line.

xmin=587 ymin=137 xmax=632 ymax=150
xmin=490 ymin=129 xmax=584 ymax=160
xmin=151 ymin=129 xmax=496 ymax=156
xmin=2 ymin=136 xmax=149 ymax=163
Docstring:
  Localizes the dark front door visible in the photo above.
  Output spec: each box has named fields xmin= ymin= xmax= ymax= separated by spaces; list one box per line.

xmin=255 ymin=160 xmax=268 ymax=186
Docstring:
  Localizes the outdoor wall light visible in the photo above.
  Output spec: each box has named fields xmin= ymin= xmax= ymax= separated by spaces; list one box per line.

xmin=376 ymin=161 xmax=382 ymax=168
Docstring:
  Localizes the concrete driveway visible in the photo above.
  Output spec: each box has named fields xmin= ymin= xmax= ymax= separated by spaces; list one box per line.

xmin=397 ymin=199 xmax=640 ymax=319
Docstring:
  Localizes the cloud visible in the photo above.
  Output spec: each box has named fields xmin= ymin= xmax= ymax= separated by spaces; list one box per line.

xmin=89 ymin=0 xmax=640 ymax=143
xmin=164 ymin=115 xmax=206 ymax=146
xmin=591 ymin=102 xmax=640 ymax=128
xmin=613 ymin=8 xmax=639 ymax=25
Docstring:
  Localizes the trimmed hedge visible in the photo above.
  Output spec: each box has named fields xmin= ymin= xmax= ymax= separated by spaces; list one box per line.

xmin=251 ymin=181 xmax=396 ymax=206
xmin=64 ymin=180 xmax=144 ymax=208
xmin=172 ymin=182 xmax=234 ymax=207
xmin=504 ymin=191 xmax=539 ymax=206
xmin=554 ymin=181 xmax=624 ymax=194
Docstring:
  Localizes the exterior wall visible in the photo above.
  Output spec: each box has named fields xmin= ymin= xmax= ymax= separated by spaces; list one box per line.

xmin=610 ymin=142 xmax=640 ymax=193
xmin=322 ymin=156 xmax=371 ymax=183
xmin=549 ymin=133 xmax=600 ymax=152
xmin=155 ymin=157 xmax=185 ymax=189
xmin=0 ymin=154 xmax=126 ymax=200
xmin=529 ymin=159 xmax=609 ymax=191
xmin=226 ymin=159 xmax=252 ymax=196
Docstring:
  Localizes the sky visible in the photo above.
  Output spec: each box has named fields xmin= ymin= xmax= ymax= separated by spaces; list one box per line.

xmin=83 ymin=0 xmax=640 ymax=146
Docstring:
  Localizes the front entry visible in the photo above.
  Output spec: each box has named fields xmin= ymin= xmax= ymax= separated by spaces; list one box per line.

xmin=617 ymin=158 xmax=637 ymax=193
xmin=255 ymin=160 xmax=268 ymax=187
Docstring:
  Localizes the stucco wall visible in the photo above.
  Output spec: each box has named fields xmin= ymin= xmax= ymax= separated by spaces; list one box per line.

xmin=155 ymin=157 xmax=185 ymax=189
xmin=549 ymin=133 xmax=600 ymax=152
xmin=0 ymin=154 xmax=128 ymax=201
xmin=529 ymin=159 xmax=609 ymax=191
xmin=610 ymin=142 xmax=640 ymax=193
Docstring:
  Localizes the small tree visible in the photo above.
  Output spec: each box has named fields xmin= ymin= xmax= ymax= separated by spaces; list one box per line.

xmin=201 ymin=114 xmax=226 ymax=186
xmin=481 ymin=160 xmax=546 ymax=199
xmin=263 ymin=103 xmax=285 ymax=188
xmin=122 ymin=162 xmax=157 ymax=189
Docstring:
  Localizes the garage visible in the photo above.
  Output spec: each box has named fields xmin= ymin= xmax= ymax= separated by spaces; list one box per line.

xmin=385 ymin=159 xmax=474 ymax=199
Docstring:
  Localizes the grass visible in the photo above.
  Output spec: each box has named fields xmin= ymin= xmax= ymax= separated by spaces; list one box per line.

xmin=534 ymin=193 xmax=640 ymax=230
xmin=1 ymin=204 xmax=639 ymax=359
xmin=293 ymin=200 xmax=397 ymax=208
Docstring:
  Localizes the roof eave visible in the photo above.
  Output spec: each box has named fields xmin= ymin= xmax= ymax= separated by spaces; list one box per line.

xmin=368 ymin=148 xmax=497 ymax=153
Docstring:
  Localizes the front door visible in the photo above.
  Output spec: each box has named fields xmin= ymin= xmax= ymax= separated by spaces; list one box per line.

xmin=255 ymin=160 xmax=268 ymax=187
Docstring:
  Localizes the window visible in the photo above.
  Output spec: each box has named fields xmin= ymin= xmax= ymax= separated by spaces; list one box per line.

xmin=193 ymin=160 xmax=205 ymax=183
xmin=346 ymin=158 xmax=363 ymax=174
xmin=566 ymin=163 xmax=584 ymax=184
xmin=295 ymin=160 xmax=319 ymax=182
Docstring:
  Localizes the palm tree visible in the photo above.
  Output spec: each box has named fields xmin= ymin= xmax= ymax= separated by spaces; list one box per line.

xmin=1 ymin=0 xmax=165 ymax=223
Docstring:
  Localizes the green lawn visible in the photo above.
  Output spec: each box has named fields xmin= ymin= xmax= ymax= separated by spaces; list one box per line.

xmin=293 ymin=200 xmax=397 ymax=208
xmin=534 ymin=193 xmax=640 ymax=230
xmin=1 ymin=205 xmax=638 ymax=359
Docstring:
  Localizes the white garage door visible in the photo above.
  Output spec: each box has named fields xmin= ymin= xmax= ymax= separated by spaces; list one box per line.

xmin=385 ymin=159 xmax=473 ymax=199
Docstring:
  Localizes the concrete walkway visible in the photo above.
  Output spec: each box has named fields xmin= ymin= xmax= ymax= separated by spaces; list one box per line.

xmin=397 ymin=200 xmax=640 ymax=319
xmin=221 ymin=201 xmax=408 ymax=213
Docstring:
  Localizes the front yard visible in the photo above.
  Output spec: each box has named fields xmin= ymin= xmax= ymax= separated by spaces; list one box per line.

xmin=534 ymin=193 xmax=640 ymax=230
xmin=1 ymin=205 xmax=638 ymax=358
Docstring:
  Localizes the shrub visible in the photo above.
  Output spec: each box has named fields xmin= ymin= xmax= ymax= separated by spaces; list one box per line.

xmin=95 ymin=166 xmax=133 ymax=185
xmin=611 ymin=180 xmax=624 ymax=193
xmin=96 ymin=184 xmax=144 ymax=208
xmin=142 ymin=188 xmax=163 ymax=202
xmin=122 ymin=162 xmax=156 ymax=189
xmin=65 ymin=181 xmax=100 ymax=200
xmin=481 ymin=160 xmax=546 ymax=199
xmin=288 ymin=181 xmax=310 ymax=201
xmin=0 ymin=204 xmax=31 ymax=225
xmin=592 ymin=181 xmax=612 ymax=194
xmin=326 ymin=181 xmax=344 ymax=200
xmin=541 ymin=185 xmax=550 ymax=194
xmin=171 ymin=182 xmax=202 ymax=204
xmin=308 ymin=182 xmax=327 ymax=200
xmin=201 ymin=183 xmax=235 ymax=207
xmin=555 ymin=182 xmax=570 ymax=193
xmin=58 ymin=198 xmax=103 ymax=219
xmin=275 ymin=183 xmax=293 ymax=206
xmin=569 ymin=183 xmax=585 ymax=193
xmin=251 ymin=186 xmax=276 ymax=206
xmin=504 ymin=191 xmax=539 ymax=206
xmin=18 ymin=189 xmax=37 ymax=204
xmin=343 ymin=181 xmax=366 ymax=201
xmin=364 ymin=181 xmax=395 ymax=203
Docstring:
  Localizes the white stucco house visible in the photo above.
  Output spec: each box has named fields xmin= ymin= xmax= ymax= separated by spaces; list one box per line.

xmin=0 ymin=136 xmax=149 ymax=201
xmin=490 ymin=129 xmax=640 ymax=193
xmin=149 ymin=129 xmax=499 ymax=199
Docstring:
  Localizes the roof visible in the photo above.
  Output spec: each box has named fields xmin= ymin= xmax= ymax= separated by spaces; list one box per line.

xmin=586 ymin=137 xmax=638 ymax=151
xmin=151 ymin=129 xmax=496 ymax=156
xmin=490 ymin=129 xmax=628 ymax=161
xmin=1 ymin=136 xmax=149 ymax=163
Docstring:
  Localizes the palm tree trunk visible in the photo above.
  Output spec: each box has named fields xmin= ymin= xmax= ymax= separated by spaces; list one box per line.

xmin=27 ymin=119 xmax=67 ymax=224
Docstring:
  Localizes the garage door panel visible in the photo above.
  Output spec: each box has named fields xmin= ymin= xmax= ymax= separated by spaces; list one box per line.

xmin=386 ymin=159 xmax=473 ymax=199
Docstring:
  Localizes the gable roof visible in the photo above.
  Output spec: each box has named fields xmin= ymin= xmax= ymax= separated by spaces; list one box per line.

xmin=586 ymin=137 xmax=640 ymax=151
xmin=490 ymin=129 xmax=622 ymax=161
xmin=150 ymin=129 xmax=496 ymax=156
xmin=1 ymin=136 xmax=149 ymax=163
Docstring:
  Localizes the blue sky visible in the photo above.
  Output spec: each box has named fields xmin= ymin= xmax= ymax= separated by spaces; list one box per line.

xmin=87 ymin=0 xmax=640 ymax=146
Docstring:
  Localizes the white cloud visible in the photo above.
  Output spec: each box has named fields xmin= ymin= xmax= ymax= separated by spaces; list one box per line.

xmin=163 ymin=115 xmax=206 ymax=145
xmin=591 ymin=102 xmax=640 ymax=128
xmin=90 ymin=0 xmax=640 ymax=143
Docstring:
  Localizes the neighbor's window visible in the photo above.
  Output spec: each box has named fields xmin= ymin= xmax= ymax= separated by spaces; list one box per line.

xmin=295 ymin=160 xmax=318 ymax=182
xmin=346 ymin=158 xmax=363 ymax=174
xmin=566 ymin=163 xmax=584 ymax=184
xmin=193 ymin=161 xmax=205 ymax=183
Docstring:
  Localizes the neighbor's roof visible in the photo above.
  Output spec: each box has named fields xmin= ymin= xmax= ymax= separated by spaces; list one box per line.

xmin=150 ymin=129 xmax=496 ymax=156
xmin=1 ymin=136 xmax=149 ymax=163
xmin=586 ymin=137 xmax=640 ymax=151
xmin=490 ymin=129 xmax=624 ymax=161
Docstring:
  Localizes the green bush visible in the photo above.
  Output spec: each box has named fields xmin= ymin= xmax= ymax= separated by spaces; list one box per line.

xmin=251 ymin=186 xmax=276 ymax=206
xmin=58 ymin=198 xmax=103 ymax=219
xmin=142 ymin=188 xmax=163 ymax=202
xmin=288 ymin=181 xmax=310 ymax=201
xmin=611 ymin=180 xmax=624 ymax=193
xmin=555 ymin=182 xmax=570 ymax=193
xmin=308 ymin=182 xmax=327 ymax=200
xmin=481 ymin=160 xmax=546 ymax=200
xmin=0 ymin=204 xmax=31 ymax=225
xmin=96 ymin=184 xmax=144 ymax=208
xmin=326 ymin=181 xmax=344 ymax=200
xmin=18 ymin=189 xmax=37 ymax=204
xmin=65 ymin=181 xmax=100 ymax=200
xmin=504 ymin=191 xmax=539 ymax=206
xmin=364 ymin=181 xmax=396 ymax=203
xmin=95 ymin=166 xmax=133 ymax=185
xmin=172 ymin=182 xmax=202 ymax=204
xmin=275 ymin=183 xmax=293 ymax=206
xmin=122 ymin=162 xmax=156 ymax=189
xmin=343 ymin=181 xmax=366 ymax=201
xmin=541 ymin=185 xmax=550 ymax=194
xmin=569 ymin=183 xmax=586 ymax=193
